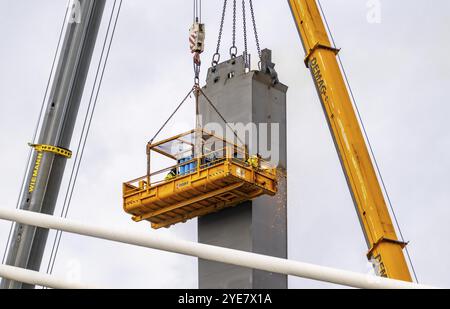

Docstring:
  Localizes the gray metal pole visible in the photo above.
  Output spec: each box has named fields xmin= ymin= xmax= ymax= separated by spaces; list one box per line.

xmin=1 ymin=0 xmax=106 ymax=289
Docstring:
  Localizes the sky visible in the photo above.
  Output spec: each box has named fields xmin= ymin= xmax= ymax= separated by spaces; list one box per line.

xmin=0 ymin=0 xmax=449 ymax=289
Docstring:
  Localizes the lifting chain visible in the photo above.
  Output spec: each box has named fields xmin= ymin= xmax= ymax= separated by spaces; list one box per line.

xmin=230 ymin=0 xmax=237 ymax=58
xmin=242 ymin=0 xmax=249 ymax=70
xmin=211 ymin=0 xmax=262 ymax=71
xmin=212 ymin=0 xmax=228 ymax=68
xmin=249 ymin=0 xmax=262 ymax=68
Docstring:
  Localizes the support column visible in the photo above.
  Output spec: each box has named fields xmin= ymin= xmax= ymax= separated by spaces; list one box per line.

xmin=1 ymin=0 xmax=106 ymax=289
xmin=198 ymin=49 xmax=288 ymax=289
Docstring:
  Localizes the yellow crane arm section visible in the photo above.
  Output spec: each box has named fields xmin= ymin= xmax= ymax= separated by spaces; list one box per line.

xmin=288 ymin=0 xmax=412 ymax=281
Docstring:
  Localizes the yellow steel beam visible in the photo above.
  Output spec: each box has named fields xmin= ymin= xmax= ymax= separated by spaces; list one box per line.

xmin=148 ymin=129 xmax=195 ymax=150
xmin=132 ymin=182 xmax=244 ymax=222
xmin=151 ymin=198 xmax=244 ymax=229
xmin=288 ymin=0 xmax=412 ymax=281
xmin=152 ymin=147 xmax=177 ymax=160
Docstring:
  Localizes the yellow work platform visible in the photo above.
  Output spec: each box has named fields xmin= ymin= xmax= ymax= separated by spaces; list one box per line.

xmin=122 ymin=129 xmax=277 ymax=229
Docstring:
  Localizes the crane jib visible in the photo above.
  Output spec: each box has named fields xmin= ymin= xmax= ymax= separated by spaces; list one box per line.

xmin=288 ymin=0 xmax=414 ymax=281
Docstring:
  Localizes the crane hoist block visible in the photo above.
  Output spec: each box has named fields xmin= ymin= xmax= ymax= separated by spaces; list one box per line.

xmin=189 ymin=22 xmax=205 ymax=53
xmin=122 ymin=129 xmax=277 ymax=229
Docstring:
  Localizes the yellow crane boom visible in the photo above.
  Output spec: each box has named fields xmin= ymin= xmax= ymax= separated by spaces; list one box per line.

xmin=288 ymin=0 xmax=412 ymax=281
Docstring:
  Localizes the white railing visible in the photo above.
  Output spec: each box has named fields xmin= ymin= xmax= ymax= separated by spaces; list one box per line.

xmin=0 ymin=264 xmax=98 ymax=289
xmin=0 ymin=208 xmax=436 ymax=289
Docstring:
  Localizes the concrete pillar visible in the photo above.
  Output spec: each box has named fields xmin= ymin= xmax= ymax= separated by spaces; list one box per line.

xmin=198 ymin=49 xmax=288 ymax=289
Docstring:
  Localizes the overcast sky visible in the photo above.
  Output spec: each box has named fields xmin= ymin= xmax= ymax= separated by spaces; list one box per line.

xmin=1 ymin=0 xmax=449 ymax=288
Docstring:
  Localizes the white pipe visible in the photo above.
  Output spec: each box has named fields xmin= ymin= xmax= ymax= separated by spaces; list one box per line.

xmin=0 ymin=264 xmax=99 ymax=289
xmin=0 ymin=208 xmax=436 ymax=289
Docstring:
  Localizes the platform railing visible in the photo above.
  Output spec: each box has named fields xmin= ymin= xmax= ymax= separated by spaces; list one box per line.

xmin=124 ymin=147 xmax=277 ymax=195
